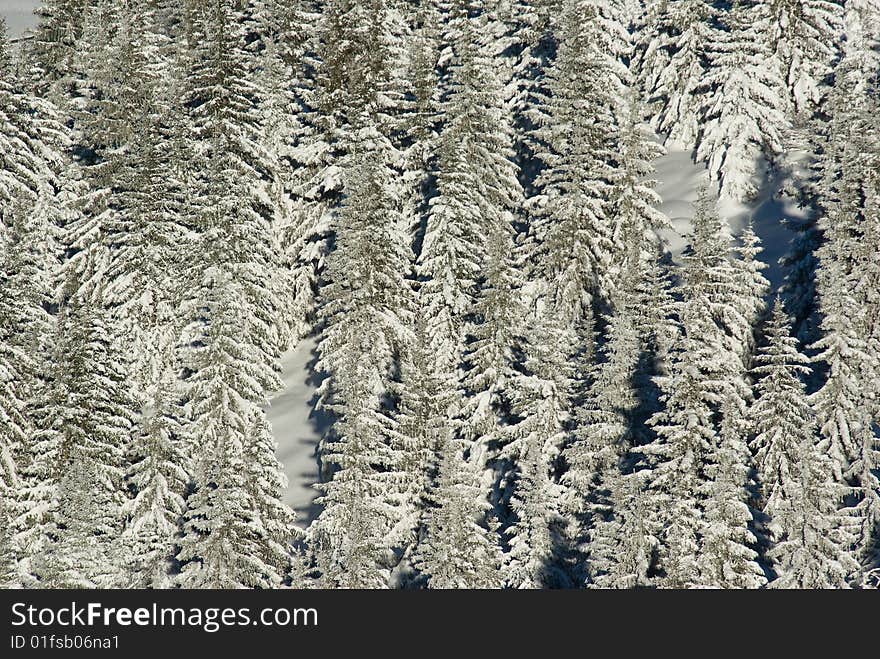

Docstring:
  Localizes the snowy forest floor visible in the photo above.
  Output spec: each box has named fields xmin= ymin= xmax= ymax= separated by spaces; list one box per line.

xmin=265 ymin=336 xmax=328 ymax=528
xmin=268 ymin=140 xmax=807 ymax=529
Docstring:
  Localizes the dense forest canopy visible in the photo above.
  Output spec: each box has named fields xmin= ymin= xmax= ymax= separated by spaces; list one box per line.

xmin=0 ymin=0 xmax=878 ymax=589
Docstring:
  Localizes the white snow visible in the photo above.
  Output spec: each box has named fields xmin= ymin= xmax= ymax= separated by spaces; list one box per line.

xmin=266 ymin=336 xmax=327 ymax=527
xmin=1 ymin=1 xmax=40 ymax=38
xmin=653 ymin=139 xmax=806 ymax=290
xmin=653 ymin=142 xmax=711 ymax=256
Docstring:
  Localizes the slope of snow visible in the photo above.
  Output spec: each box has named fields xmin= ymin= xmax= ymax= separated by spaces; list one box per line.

xmin=653 ymin=143 xmax=711 ymax=256
xmin=266 ymin=337 xmax=328 ymax=527
xmin=653 ymin=141 xmax=804 ymax=290
xmin=2 ymin=1 xmax=40 ymax=38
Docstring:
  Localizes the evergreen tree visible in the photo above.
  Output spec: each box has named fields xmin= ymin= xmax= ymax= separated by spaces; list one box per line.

xmin=566 ymin=259 xmax=657 ymax=587
xmin=759 ymin=0 xmax=844 ymax=115
xmin=698 ymin=394 xmax=766 ymax=588
xmin=644 ymin=190 xmax=752 ymax=587
xmin=586 ymin=468 xmax=658 ymax=589
xmin=38 ymin=299 xmax=137 ymax=589
xmin=388 ymin=313 xmax=451 ymax=575
xmin=420 ymin=9 xmax=519 ymax=378
xmin=503 ymin=311 xmax=574 ymax=583
xmin=121 ymin=366 xmax=189 ymax=588
xmin=608 ymin=100 xmax=670 ymax=271
xmin=752 ymin=301 xmax=858 ymax=587
xmin=434 ymin=9 xmax=525 ymax=478
xmin=504 ymin=424 xmax=563 ymax=588
xmin=43 ymin=454 xmax=123 ymax=588
xmin=414 ymin=435 xmax=503 ymax=589
xmin=260 ymin=0 xmax=324 ymax=345
xmin=0 ymin=497 xmax=17 ymax=588
xmin=310 ymin=146 xmax=415 ymax=587
xmin=732 ymin=224 xmax=771 ymax=356
xmin=645 ymin=336 xmax=716 ymax=587
xmin=175 ymin=0 xmax=295 ymax=589
xmin=810 ymin=87 xmax=880 ymax=579
xmin=680 ymin=189 xmax=752 ymax=385
xmin=697 ymin=2 xmax=788 ymax=201
xmin=29 ymin=0 xmax=91 ymax=95
xmin=176 ymin=276 xmax=293 ymax=589
xmin=639 ymin=0 xmax=716 ymax=147
xmin=525 ymin=0 xmax=618 ymax=315
xmin=0 ymin=195 xmax=62 ymax=585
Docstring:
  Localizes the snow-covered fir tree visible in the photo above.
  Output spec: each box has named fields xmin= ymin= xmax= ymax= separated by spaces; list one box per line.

xmin=757 ymin=0 xmax=844 ymax=116
xmin=809 ymin=77 xmax=880 ymax=580
xmin=566 ymin=258 xmax=658 ymax=587
xmin=525 ymin=0 xmax=619 ymax=314
xmin=0 ymin=21 xmax=64 ymax=500
xmin=751 ymin=300 xmax=858 ymax=588
xmin=419 ymin=8 xmax=516 ymax=379
xmin=309 ymin=144 xmax=415 ymax=587
xmin=38 ymin=298 xmax=137 ymax=589
xmin=29 ymin=0 xmax=91 ymax=95
xmin=638 ymin=0 xmax=716 ymax=147
xmin=174 ymin=0 xmax=296 ymax=589
xmin=696 ymin=1 xmax=788 ymax=201
xmin=698 ymin=393 xmax=766 ymax=588
xmin=645 ymin=335 xmax=717 ymax=587
xmin=176 ymin=272 xmax=295 ymax=589
xmin=644 ymin=189 xmax=759 ymax=587
xmin=427 ymin=7 xmax=525 ymax=476
xmin=414 ymin=434 xmax=503 ymax=589
xmin=121 ymin=366 xmax=189 ymax=588
xmin=502 ymin=309 xmax=574 ymax=583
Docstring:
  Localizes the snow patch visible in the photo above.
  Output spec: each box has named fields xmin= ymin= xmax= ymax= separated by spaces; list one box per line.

xmin=266 ymin=336 xmax=328 ymax=527
xmin=653 ymin=141 xmax=803 ymax=291
xmin=1 ymin=1 xmax=41 ymax=38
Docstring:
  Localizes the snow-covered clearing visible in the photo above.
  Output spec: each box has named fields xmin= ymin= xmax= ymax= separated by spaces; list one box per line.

xmin=653 ymin=141 xmax=805 ymax=290
xmin=266 ymin=336 xmax=328 ymax=527
xmin=2 ymin=1 xmax=41 ymax=38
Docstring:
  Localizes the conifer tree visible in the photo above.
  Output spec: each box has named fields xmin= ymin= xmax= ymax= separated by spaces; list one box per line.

xmin=697 ymin=2 xmax=788 ymax=201
xmin=698 ymin=394 xmax=766 ymax=588
xmin=0 ymin=497 xmax=17 ymax=588
xmin=310 ymin=146 xmax=415 ymax=587
xmin=176 ymin=275 xmax=294 ymax=589
xmin=608 ymin=100 xmax=670 ymax=270
xmin=288 ymin=0 xmax=410 ymax=342
xmin=388 ymin=313 xmax=452 ymax=571
xmin=432 ymin=9 xmax=525 ymax=476
xmin=0 ymin=195 xmax=62 ymax=584
xmin=759 ymin=0 xmax=844 ymax=115
xmin=174 ymin=0 xmax=296 ymax=588
xmin=30 ymin=0 xmax=91 ymax=94
xmin=525 ymin=0 xmax=618 ymax=314
xmin=414 ymin=435 xmax=503 ymax=589
xmin=645 ymin=336 xmax=716 ymax=587
xmin=752 ymin=301 xmax=858 ymax=587
xmin=639 ymin=0 xmax=716 ymax=147
xmin=420 ymin=9 xmax=519 ymax=378
xmin=810 ymin=89 xmax=880 ymax=579
xmin=121 ymin=366 xmax=189 ymax=588
xmin=565 ymin=258 xmax=657 ymax=587
xmin=39 ymin=299 xmax=137 ymax=589
xmin=503 ymin=311 xmax=574 ymax=581
xmin=585 ymin=469 xmax=657 ymax=589
xmin=644 ymin=191 xmax=752 ymax=587
xmin=732 ymin=224 xmax=771 ymax=355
